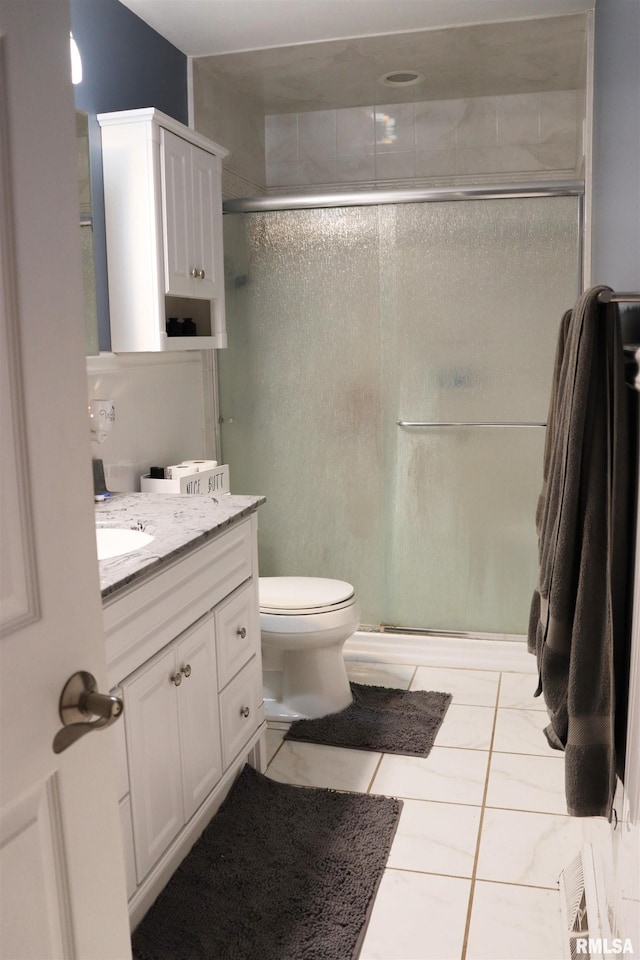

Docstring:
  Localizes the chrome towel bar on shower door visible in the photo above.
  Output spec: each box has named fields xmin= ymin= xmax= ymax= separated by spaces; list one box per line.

xmin=397 ymin=420 xmax=546 ymax=428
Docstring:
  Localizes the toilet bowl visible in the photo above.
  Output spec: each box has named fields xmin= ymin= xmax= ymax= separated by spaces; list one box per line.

xmin=259 ymin=576 xmax=360 ymax=722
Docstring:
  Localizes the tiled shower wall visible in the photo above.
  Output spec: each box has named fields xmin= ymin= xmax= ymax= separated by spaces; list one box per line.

xmin=266 ymin=90 xmax=582 ymax=190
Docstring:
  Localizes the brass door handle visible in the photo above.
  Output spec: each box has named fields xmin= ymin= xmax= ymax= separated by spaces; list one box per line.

xmin=53 ymin=671 xmax=123 ymax=754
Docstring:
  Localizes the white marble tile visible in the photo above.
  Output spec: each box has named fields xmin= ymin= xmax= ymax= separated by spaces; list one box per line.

xmin=336 ymin=106 xmax=375 ymax=156
xmin=265 ymin=728 xmax=284 ymax=765
xmin=374 ymin=102 xmax=415 ymax=153
xmin=415 ymin=146 xmax=456 ymax=178
xmin=493 ymin=708 xmax=556 ymax=756
xmin=455 ymin=97 xmax=498 ymax=148
xmin=412 ymin=666 xmax=499 ymax=707
xmin=476 ymin=808 xmax=582 ymax=888
xmin=466 ymin=881 xmax=565 ymax=960
xmin=265 ymin=160 xmax=301 ymax=188
xmin=264 ymin=113 xmax=298 ymax=163
xmin=360 ymin=870 xmax=471 ymax=960
xmin=436 ymin=704 xmax=494 ymax=751
xmin=345 ymin=660 xmax=415 ymax=689
xmin=455 ymin=146 xmax=499 ymax=175
xmin=266 ymin=740 xmax=381 ymax=793
xmin=498 ymin=673 xmax=546 ymax=711
xmin=299 ymin=157 xmax=337 ymax=185
xmin=539 ymin=89 xmax=579 ymax=143
xmin=298 ymin=109 xmax=336 ymax=160
xmin=387 ymin=798 xmax=481 ymax=877
xmin=535 ymin=141 xmax=577 ymax=171
xmin=486 ymin=752 xmax=567 ymax=815
xmin=415 ymin=99 xmax=462 ymax=152
xmin=496 ymin=93 xmax=540 ymax=146
xmin=496 ymin=144 xmax=544 ymax=174
xmin=372 ymin=747 xmax=489 ymax=806
xmin=375 ymin=151 xmax=415 ymax=181
xmin=335 ymin=154 xmax=375 ymax=183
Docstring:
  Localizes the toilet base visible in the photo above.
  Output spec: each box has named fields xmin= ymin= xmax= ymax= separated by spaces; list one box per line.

xmin=261 ymin=643 xmax=353 ymax=720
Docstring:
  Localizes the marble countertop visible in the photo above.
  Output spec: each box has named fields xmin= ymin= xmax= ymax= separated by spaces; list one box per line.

xmin=96 ymin=493 xmax=265 ymax=600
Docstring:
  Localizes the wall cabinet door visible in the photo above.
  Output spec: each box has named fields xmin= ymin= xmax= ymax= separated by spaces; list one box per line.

xmin=161 ymin=128 xmax=193 ymax=298
xmin=176 ymin=618 xmax=223 ymax=822
xmin=161 ymin=129 xmax=222 ymax=302
xmin=191 ymin=144 xmax=223 ymax=301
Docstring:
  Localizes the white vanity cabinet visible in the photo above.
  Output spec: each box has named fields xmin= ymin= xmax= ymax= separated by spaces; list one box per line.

xmin=104 ymin=513 xmax=266 ymax=928
xmin=98 ymin=108 xmax=228 ymax=352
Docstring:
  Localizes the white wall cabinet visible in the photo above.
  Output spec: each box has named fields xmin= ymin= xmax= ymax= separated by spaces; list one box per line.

xmin=98 ymin=108 xmax=229 ymax=352
xmin=104 ymin=514 xmax=266 ymax=928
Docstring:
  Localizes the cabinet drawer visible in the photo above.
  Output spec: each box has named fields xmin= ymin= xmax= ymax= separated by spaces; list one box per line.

xmin=219 ymin=657 xmax=264 ymax=768
xmin=215 ymin=581 xmax=260 ymax=689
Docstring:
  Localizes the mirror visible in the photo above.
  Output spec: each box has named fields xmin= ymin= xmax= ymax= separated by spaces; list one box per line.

xmin=76 ymin=110 xmax=99 ymax=355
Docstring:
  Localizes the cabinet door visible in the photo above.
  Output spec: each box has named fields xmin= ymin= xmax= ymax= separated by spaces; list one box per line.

xmin=176 ymin=617 xmax=223 ymax=822
xmin=191 ymin=145 xmax=223 ymax=300
xmin=161 ymin=128 xmax=194 ymax=297
xmin=123 ymin=647 xmax=184 ymax=883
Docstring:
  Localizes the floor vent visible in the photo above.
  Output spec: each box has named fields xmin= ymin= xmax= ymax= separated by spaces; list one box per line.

xmin=560 ymin=844 xmax=622 ymax=960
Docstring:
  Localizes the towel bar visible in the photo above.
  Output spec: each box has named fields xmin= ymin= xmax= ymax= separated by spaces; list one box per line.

xmin=396 ymin=420 xmax=546 ymax=428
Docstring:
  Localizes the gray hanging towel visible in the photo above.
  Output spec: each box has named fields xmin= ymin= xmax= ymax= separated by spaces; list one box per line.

xmin=528 ymin=285 xmax=630 ymax=819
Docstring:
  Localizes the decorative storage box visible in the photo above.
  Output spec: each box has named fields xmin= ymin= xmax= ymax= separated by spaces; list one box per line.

xmin=141 ymin=464 xmax=230 ymax=496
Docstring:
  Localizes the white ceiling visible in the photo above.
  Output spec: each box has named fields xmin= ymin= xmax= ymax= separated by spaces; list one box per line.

xmin=118 ymin=0 xmax=595 ymax=58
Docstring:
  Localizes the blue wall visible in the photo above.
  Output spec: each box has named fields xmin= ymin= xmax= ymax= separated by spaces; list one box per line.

xmin=70 ymin=0 xmax=188 ymax=350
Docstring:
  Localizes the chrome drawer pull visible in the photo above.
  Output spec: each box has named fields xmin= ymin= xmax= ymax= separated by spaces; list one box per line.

xmin=237 ymin=627 xmax=247 ymax=639
xmin=181 ymin=664 xmax=192 ymax=678
xmin=240 ymin=705 xmax=250 ymax=718
xmin=171 ymin=672 xmax=182 ymax=687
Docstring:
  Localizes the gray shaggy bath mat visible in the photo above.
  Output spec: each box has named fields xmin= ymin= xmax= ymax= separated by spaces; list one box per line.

xmin=284 ymin=682 xmax=452 ymax=756
xmin=131 ymin=763 xmax=402 ymax=960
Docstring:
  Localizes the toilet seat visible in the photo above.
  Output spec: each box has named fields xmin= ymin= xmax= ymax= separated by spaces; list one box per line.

xmin=259 ymin=577 xmax=355 ymax=616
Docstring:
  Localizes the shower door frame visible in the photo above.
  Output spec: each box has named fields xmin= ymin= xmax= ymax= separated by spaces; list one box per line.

xmin=220 ymin=180 xmax=585 ymax=641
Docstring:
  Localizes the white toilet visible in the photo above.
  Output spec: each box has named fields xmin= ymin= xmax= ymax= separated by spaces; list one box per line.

xmin=259 ymin=576 xmax=360 ymax=722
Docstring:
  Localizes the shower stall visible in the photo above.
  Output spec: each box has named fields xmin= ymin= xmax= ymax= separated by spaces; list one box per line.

xmin=218 ymin=184 xmax=582 ymax=638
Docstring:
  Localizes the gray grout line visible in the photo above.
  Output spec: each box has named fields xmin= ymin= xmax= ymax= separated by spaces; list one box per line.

xmin=460 ymin=672 xmax=502 ymax=960
xmin=366 ymin=753 xmax=386 ymax=794
xmin=384 ymin=864 xmax=560 ymax=893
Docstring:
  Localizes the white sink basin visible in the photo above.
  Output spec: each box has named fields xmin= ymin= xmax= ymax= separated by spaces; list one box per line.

xmin=96 ymin=527 xmax=154 ymax=561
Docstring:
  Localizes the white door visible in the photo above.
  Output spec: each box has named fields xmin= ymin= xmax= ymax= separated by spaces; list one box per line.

xmin=176 ymin=616 xmax=223 ymax=821
xmin=161 ymin=127 xmax=194 ymax=297
xmin=124 ymin=649 xmax=184 ymax=883
xmin=0 ymin=4 xmax=131 ymax=958
xmin=190 ymin=144 xmax=221 ymax=301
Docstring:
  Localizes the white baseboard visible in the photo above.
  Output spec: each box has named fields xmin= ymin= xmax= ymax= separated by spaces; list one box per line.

xmin=344 ymin=630 xmax=537 ymax=673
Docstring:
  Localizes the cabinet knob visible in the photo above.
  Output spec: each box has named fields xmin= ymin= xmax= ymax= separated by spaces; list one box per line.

xmin=181 ymin=664 xmax=192 ymax=678
xmin=190 ymin=268 xmax=198 ymax=278
xmin=171 ymin=672 xmax=182 ymax=687
xmin=198 ymin=269 xmax=205 ymax=279
xmin=240 ymin=705 xmax=250 ymax=718
xmin=237 ymin=627 xmax=247 ymax=639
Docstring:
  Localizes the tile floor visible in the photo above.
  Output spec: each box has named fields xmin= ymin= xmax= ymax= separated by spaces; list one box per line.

xmin=264 ymin=658 xmax=578 ymax=960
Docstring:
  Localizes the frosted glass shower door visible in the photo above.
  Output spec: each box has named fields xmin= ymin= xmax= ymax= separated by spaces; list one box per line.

xmin=220 ymin=208 xmax=386 ymax=624
xmin=380 ymin=197 xmax=580 ymax=633
xmin=219 ymin=195 xmax=581 ymax=635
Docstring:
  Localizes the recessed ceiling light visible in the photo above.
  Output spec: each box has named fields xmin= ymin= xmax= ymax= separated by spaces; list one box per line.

xmin=379 ymin=70 xmax=425 ymax=88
